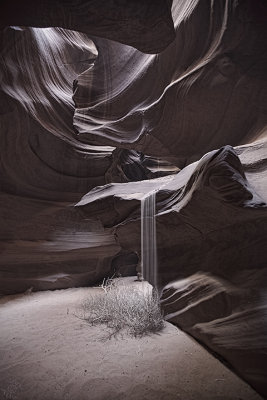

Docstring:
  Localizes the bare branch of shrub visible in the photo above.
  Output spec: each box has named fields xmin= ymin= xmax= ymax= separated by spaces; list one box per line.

xmin=80 ymin=279 xmax=165 ymax=339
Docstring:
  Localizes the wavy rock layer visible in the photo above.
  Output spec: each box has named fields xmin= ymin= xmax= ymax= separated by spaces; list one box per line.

xmin=76 ymin=144 xmax=267 ymax=396
xmin=0 ymin=26 xmax=173 ymax=293
xmin=0 ymin=0 xmax=267 ymax=397
xmin=73 ymin=0 xmax=267 ymax=166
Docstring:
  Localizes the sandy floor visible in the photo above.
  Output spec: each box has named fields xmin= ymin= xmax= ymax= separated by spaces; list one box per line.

xmin=0 ymin=278 xmax=262 ymax=400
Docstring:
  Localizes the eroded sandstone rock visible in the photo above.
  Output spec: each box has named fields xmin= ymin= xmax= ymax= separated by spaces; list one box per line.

xmin=73 ymin=0 xmax=267 ymax=166
xmin=76 ymin=143 xmax=267 ymax=396
xmin=0 ymin=1 xmax=267 ymax=396
xmin=0 ymin=0 xmax=175 ymax=53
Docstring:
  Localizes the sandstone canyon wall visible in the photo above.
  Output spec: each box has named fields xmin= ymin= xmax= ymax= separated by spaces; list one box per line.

xmin=0 ymin=0 xmax=267 ymax=396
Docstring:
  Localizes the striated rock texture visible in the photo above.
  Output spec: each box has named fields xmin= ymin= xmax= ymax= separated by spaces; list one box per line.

xmin=0 ymin=25 xmax=176 ymax=293
xmin=76 ymin=143 xmax=267 ymax=396
xmin=0 ymin=0 xmax=267 ymax=397
xmin=159 ymin=142 xmax=267 ymax=396
xmin=73 ymin=0 xmax=267 ymax=166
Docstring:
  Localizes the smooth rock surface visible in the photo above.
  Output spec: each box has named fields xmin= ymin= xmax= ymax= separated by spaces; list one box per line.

xmin=73 ymin=0 xmax=267 ymax=165
xmin=76 ymin=144 xmax=267 ymax=396
xmin=1 ymin=0 xmax=175 ymax=53
xmin=0 ymin=0 xmax=267 ymax=397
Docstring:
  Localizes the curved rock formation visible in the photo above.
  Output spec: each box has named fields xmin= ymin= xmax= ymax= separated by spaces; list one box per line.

xmin=1 ymin=0 xmax=175 ymax=53
xmin=73 ymin=0 xmax=267 ymax=166
xmin=77 ymin=145 xmax=267 ymax=274
xmin=0 ymin=0 xmax=267 ymax=397
xmin=0 ymin=25 xmax=175 ymax=293
xmin=76 ymin=143 xmax=267 ymax=396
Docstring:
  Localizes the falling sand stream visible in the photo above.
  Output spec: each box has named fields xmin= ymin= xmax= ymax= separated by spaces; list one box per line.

xmin=141 ymin=191 xmax=157 ymax=287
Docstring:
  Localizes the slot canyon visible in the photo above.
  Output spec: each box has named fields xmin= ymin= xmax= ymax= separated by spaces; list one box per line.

xmin=0 ymin=1 xmax=266 ymax=399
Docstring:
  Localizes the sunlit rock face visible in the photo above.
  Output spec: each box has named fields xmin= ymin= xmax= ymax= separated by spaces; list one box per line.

xmin=73 ymin=0 xmax=267 ymax=166
xmin=0 ymin=24 xmax=175 ymax=293
xmin=0 ymin=26 xmax=159 ymax=293
xmin=0 ymin=27 xmax=120 ymax=292
xmin=0 ymin=0 xmax=267 ymax=396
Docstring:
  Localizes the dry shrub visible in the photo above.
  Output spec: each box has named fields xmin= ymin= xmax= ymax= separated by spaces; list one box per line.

xmin=81 ymin=278 xmax=165 ymax=338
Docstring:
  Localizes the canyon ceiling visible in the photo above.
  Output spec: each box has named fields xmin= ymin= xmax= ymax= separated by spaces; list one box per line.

xmin=0 ymin=0 xmax=267 ymax=397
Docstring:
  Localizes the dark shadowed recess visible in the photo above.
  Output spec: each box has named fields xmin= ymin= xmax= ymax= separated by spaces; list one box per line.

xmin=0 ymin=0 xmax=175 ymax=53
